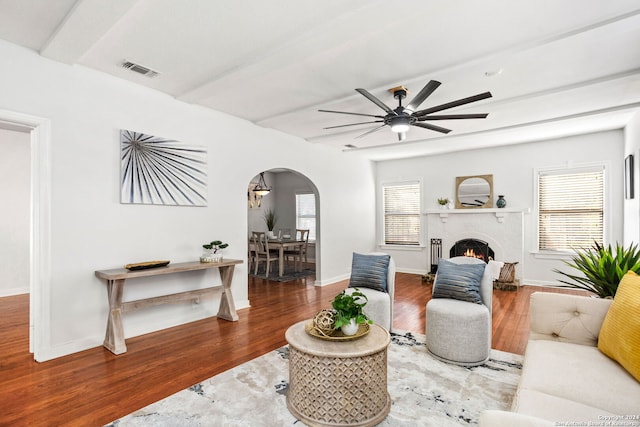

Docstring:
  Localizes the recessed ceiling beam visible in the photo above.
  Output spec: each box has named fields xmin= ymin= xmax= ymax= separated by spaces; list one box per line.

xmin=41 ymin=0 xmax=141 ymax=64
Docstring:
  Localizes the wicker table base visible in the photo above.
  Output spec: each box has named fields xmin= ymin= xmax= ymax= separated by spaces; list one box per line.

xmin=285 ymin=320 xmax=391 ymax=427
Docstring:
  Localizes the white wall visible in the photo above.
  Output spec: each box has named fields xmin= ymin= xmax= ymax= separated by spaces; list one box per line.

xmin=376 ymin=130 xmax=625 ymax=285
xmin=0 ymin=127 xmax=30 ymax=296
xmin=0 ymin=39 xmax=376 ymax=360
xmin=624 ymin=112 xmax=640 ymax=246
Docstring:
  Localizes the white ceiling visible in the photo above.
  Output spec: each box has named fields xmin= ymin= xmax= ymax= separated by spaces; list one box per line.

xmin=1 ymin=0 xmax=639 ymax=160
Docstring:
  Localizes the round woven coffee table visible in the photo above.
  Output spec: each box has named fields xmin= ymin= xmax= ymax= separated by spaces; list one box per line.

xmin=285 ymin=320 xmax=391 ymax=427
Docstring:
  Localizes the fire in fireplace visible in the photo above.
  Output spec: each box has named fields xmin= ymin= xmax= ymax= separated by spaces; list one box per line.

xmin=450 ymin=239 xmax=494 ymax=263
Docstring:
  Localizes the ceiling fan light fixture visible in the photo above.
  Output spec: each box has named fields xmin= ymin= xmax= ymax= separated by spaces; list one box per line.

xmin=253 ymin=172 xmax=271 ymax=196
xmin=319 ymin=80 xmax=491 ymax=140
xmin=390 ymin=116 xmax=410 ymax=133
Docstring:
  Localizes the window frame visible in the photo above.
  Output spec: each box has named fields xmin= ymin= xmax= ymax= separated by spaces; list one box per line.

xmin=380 ymin=179 xmax=423 ymax=248
xmin=534 ymin=162 xmax=609 ymax=257
xmin=295 ymin=192 xmax=316 ymax=242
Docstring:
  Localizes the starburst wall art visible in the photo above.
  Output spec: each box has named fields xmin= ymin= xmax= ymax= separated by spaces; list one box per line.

xmin=120 ymin=130 xmax=207 ymax=206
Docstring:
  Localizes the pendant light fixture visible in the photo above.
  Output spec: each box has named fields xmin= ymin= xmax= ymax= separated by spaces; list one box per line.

xmin=253 ymin=172 xmax=271 ymax=196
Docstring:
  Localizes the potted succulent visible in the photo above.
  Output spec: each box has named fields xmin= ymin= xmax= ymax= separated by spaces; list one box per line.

xmin=437 ymin=197 xmax=450 ymax=209
xmin=200 ymin=240 xmax=229 ymax=263
xmin=331 ymin=289 xmax=372 ymax=336
xmin=263 ymin=208 xmax=278 ymax=238
xmin=553 ymin=241 xmax=640 ymax=298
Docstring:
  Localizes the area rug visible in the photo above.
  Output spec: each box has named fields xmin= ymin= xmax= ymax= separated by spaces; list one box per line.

xmin=249 ymin=268 xmax=315 ymax=282
xmin=106 ymin=332 xmax=522 ymax=426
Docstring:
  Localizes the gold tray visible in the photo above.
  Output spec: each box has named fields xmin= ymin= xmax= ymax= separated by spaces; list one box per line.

xmin=125 ymin=260 xmax=170 ymax=270
xmin=304 ymin=320 xmax=370 ymax=341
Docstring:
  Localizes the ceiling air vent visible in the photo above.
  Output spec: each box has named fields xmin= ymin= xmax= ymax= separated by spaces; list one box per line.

xmin=121 ymin=60 xmax=159 ymax=78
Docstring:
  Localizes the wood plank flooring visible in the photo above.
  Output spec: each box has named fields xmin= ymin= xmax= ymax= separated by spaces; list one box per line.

xmin=0 ymin=270 xmax=585 ymax=427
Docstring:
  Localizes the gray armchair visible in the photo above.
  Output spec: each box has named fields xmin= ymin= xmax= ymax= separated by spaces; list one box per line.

xmin=426 ymin=256 xmax=494 ymax=366
xmin=344 ymin=252 xmax=396 ymax=331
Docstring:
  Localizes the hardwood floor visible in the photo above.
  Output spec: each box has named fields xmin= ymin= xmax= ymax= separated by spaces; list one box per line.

xmin=0 ymin=270 xmax=585 ymax=427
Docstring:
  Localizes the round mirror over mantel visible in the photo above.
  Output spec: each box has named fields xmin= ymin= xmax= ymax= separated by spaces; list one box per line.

xmin=455 ymin=174 xmax=493 ymax=209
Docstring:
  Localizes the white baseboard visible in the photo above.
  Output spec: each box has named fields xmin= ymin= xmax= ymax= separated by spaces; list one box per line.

xmin=396 ymin=267 xmax=429 ymax=275
xmin=521 ymin=280 xmax=565 ymax=288
xmin=314 ymin=273 xmax=350 ymax=286
xmin=0 ymin=287 xmax=29 ymax=297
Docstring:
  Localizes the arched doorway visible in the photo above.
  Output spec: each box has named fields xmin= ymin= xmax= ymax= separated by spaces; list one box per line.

xmin=247 ymin=169 xmax=320 ymax=283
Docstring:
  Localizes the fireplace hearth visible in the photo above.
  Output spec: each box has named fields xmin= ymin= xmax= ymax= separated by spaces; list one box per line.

xmin=450 ymin=238 xmax=494 ymax=262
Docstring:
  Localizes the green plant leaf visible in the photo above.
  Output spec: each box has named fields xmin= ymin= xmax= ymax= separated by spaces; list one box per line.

xmin=553 ymin=241 xmax=640 ymax=298
xmin=331 ymin=289 xmax=369 ymax=327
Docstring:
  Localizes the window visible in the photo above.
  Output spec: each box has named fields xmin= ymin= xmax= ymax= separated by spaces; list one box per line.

xmin=538 ymin=166 xmax=604 ymax=251
xmin=296 ymin=193 xmax=316 ymax=241
xmin=383 ymin=181 xmax=421 ymax=245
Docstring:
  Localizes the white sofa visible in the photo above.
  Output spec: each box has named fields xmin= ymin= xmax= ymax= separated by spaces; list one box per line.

xmin=480 ymin=292 xmax=640 ymax=426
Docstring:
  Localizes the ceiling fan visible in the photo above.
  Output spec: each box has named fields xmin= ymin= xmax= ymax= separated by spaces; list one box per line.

xmin=319 ymin=80 xmax=492 ymax=141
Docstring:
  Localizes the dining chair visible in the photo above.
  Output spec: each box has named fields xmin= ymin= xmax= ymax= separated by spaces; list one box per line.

xmin=247 ymin=238 xmax=256 ymax=272
xmin=284 ymin=229 xmax=309 ymax=268
xmin=251 ymin=231 xmax=280 ymax=277
xmin=279 ymin=228 xmax=292 ymax=239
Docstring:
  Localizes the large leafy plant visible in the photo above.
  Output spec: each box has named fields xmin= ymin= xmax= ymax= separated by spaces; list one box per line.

xmin=553 ymin=241 xmax=640 ymax=298
xmin=262 ymin=208 xmax=278 ymax=231
xmin=331 ymin=289 xmax=372 ymax=328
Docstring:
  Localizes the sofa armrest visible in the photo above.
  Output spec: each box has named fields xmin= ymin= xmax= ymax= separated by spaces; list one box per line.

xmin=529 ymin=292 xmax=612 ymax=347
xmin=479 ymin=410 xmax=554 ymax=427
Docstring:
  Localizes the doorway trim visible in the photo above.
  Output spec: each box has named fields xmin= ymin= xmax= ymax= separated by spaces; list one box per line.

xmin=0 ymin=109 xmax=51 ymax=361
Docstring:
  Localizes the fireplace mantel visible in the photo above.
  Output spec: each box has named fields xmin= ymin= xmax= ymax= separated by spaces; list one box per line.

xmin=424 ymin=208 xmax=530 ymax=223
xmin=425 ymin=207 xmax=527 ymax=279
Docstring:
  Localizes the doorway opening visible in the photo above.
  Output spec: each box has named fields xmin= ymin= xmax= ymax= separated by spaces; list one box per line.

xmin=0 ymin=110 xmax=51 ymax=361
xmin=247 ymin=169 xmax=320 ymax=284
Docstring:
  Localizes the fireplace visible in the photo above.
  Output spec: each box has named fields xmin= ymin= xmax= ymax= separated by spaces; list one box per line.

xmin=450 ymin=238 xmax=494 ymax=263
xmin=426 ymin=209 xmax=525 ymax=281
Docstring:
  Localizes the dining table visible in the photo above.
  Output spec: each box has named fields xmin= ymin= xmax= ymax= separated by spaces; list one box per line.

xmin=268 ymin=238 xmax=305 ymax=277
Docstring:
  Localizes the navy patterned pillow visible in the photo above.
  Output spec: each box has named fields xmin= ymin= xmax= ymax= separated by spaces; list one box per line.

xmin=433 ymin=258 xmax=485 ymax=304
xmin=348 ymin=253 xmax=391 ymax=293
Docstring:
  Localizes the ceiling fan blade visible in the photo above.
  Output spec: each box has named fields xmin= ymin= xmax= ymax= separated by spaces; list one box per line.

xmin=318 ymin=109 xmax=385 ymax=119
xmin=355 ymin=88 xmax=396 ymax=115
xmin=412 ymin=122 xmax=452 ymax=134
xmin=355 ymin=124 xmax=388 ymax=139
xmin=413 ymin=92 xmax=493 ymax=117
xmin=406 ymin=80 xmax=441 ymax=111
xmin=323 ymin=120 xmax=384 ymax=130
xmin=418 ymin=113 xmax=489 ymax=120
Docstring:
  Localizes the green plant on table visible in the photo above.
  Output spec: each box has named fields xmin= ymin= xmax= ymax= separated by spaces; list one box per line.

xmin=553 ymin=241 xmax=640 ymax=298
xmin=262 ymin=208 xmax=278 ymax=231
xmin=331 ymin=289 xmax=372 ymax=328
xmin=202 ymin=240 xmax=229 ymax=253
xmin=437 ymin=197 xmax=450 ymax=206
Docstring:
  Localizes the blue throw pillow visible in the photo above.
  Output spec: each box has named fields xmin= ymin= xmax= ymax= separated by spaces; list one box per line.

xmin=348 ymin=253 xmax=390 ymax=293
xmin=433 ymin=258 xmax=485 ymax=304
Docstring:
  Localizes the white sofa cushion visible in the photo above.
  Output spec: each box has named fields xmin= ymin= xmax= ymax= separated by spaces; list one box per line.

xmin=514 ymin=389 xmax=618 ymax=422
xmin=529 ymin=292 xmax=612 ymax=346
xmin=514 ymin=340 xmax=640 ymax=419
xmin=479 ymin=410 xmax=554 ymax=427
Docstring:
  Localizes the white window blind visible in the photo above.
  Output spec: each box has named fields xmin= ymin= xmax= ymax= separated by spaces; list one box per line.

xmin=296 ymin=193 xmax=316 ymax=241
xmin=383 ymin=181 xmax=420 ymax=245
xmin=538 ymin=167 xmax=604 ymax=251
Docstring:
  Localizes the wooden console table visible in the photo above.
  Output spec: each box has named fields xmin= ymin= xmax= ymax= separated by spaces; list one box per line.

xmin=95 ymin=259 xmax=242 ymax=355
